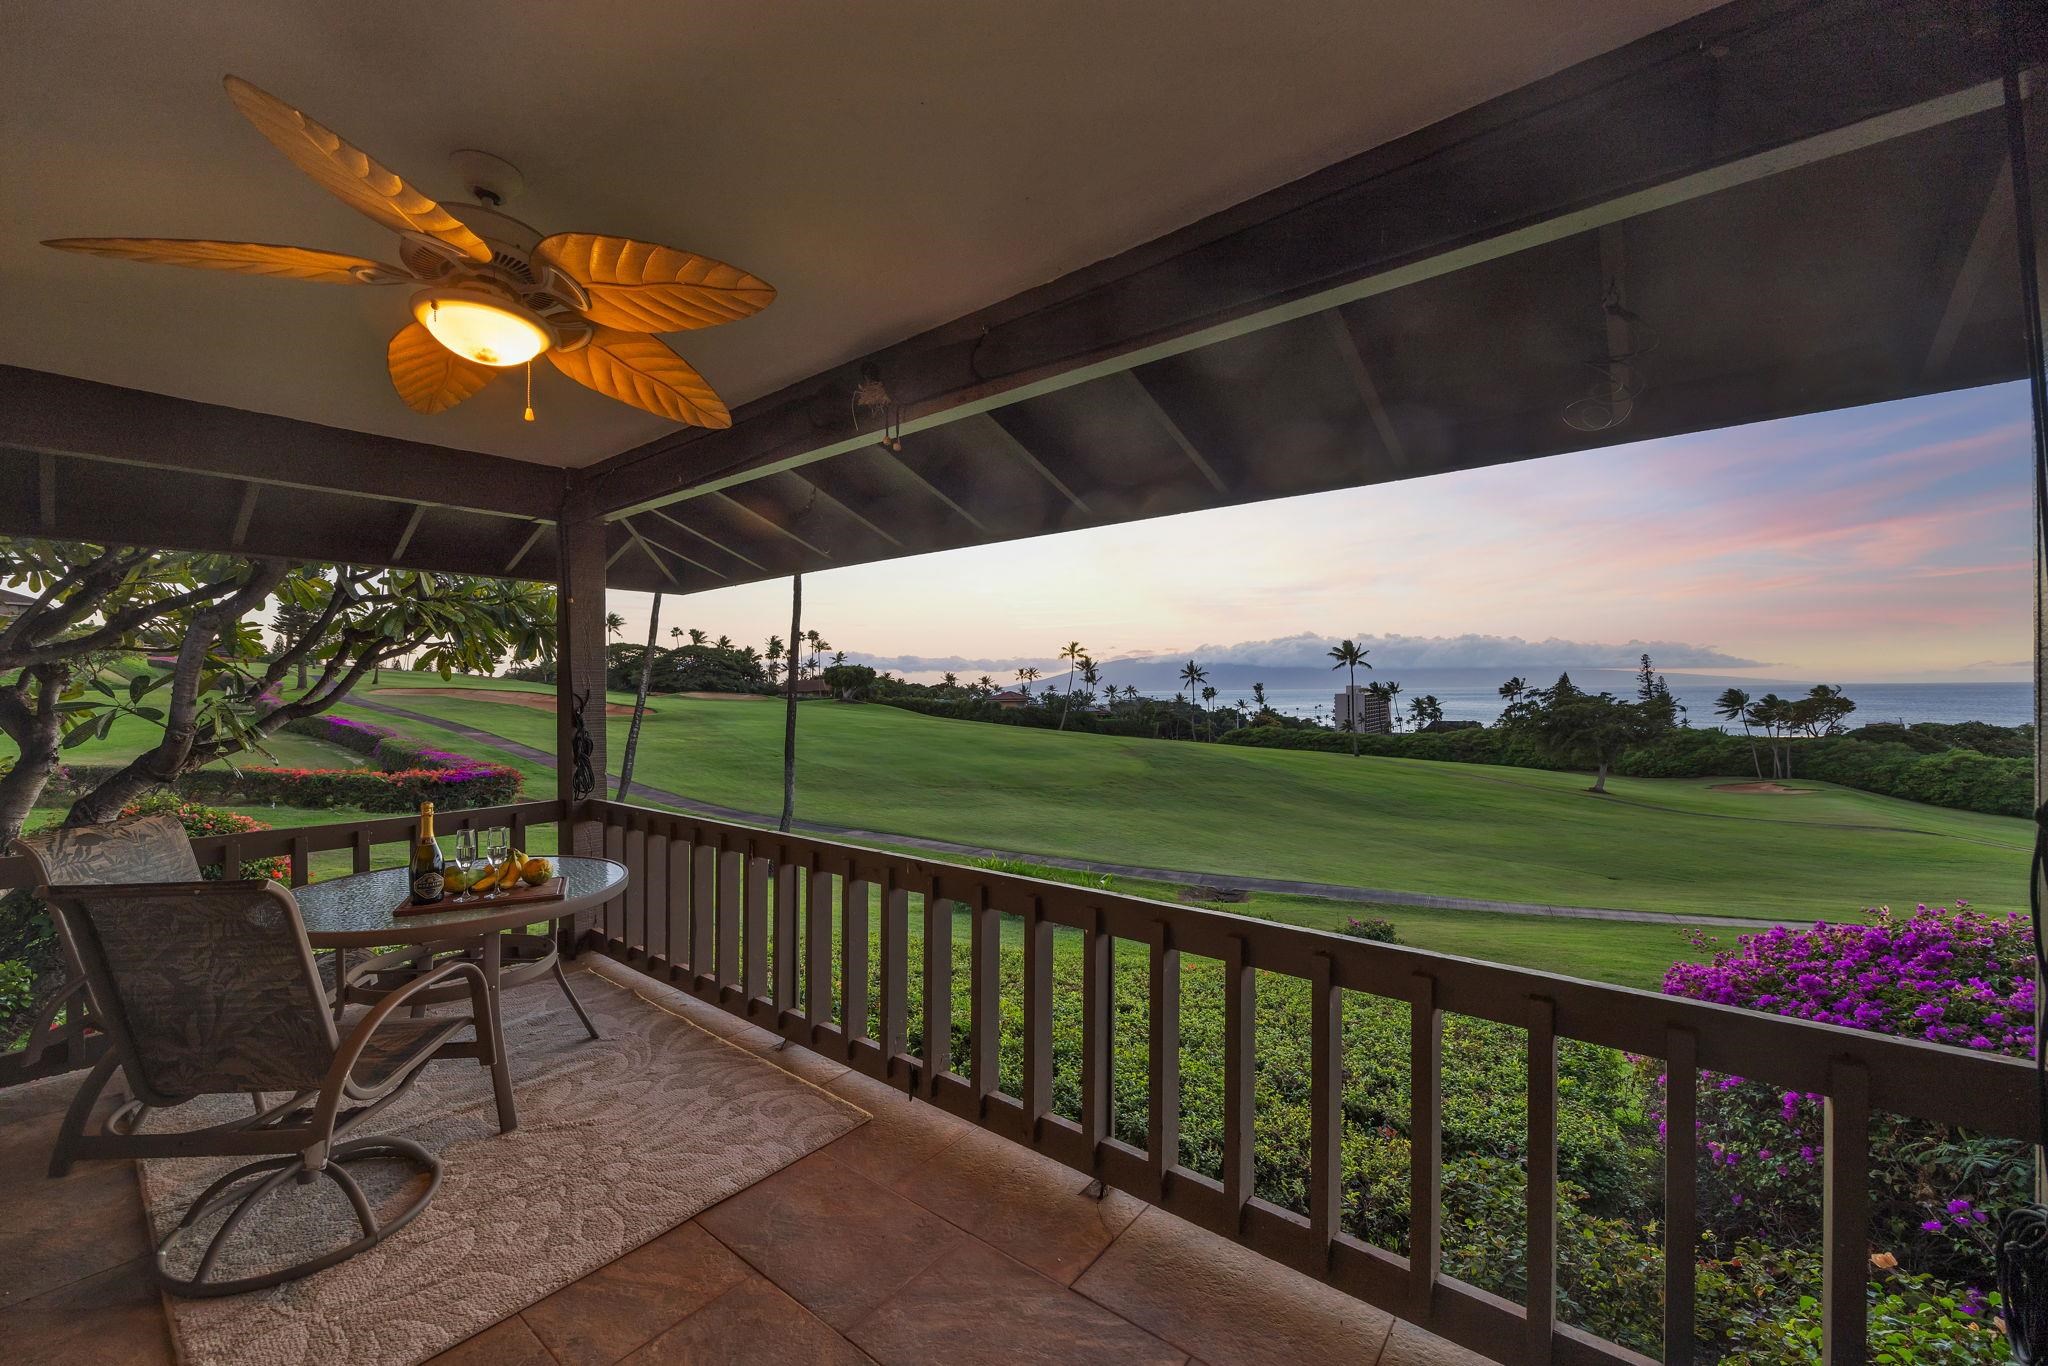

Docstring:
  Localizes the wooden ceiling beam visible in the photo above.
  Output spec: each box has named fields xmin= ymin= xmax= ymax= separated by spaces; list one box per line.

xmin=978 ymin=413 xmax=1091 ymax=516
xmin=1923 ymin=164 xmax=2015 ymax=380
xmin=582 ymin=0 xmax=2022 ymax=521
xmin=645 ymin=507 xmax=770 ymax=574
xmin=229 ymin=482 xmax=261 ymax=548
xmin=1321 ymin=308 xmax=1408 ymax=475
xmin=0 ymin=366 xmax=565 ymax=520
xmin=1120 ymin=371 xmax=1228 ymax=494
xmin=626 ymin=517 xmax=727 ymax=581
xmin=503 ymin=521 xmax=550 ymax=575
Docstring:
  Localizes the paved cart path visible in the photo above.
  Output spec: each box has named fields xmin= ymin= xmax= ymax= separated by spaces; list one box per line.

xmin=349 ymin=697 xmax=1764 ymax=929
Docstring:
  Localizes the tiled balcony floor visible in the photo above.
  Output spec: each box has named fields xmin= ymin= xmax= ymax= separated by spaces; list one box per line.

xmin=0 ymin=957 xmax=1490 ymax=1365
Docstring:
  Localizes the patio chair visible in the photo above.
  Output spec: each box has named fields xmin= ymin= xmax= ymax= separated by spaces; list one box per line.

xmin=39 ymin=879 xmax=488 ymax=1297
xmin=12 ymin=811 xmax=208 ymax=1165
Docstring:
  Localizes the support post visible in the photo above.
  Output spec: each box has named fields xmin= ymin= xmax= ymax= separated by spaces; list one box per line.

xmin=555 ymin=508 xmax=608 ymax=953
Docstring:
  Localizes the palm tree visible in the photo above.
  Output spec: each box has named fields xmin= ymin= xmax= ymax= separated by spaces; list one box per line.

xmin=1327 ymin=639 xmax=1371 ymax=755
xmin=978 ymin=674 xmax=995 ymax=694
xmin=716 ymin=634 xmax=733 ymax=650
xmin=617 ymin=592 xmax=662 ymax=800
xmin=1252 ymin=681 xmax=1267 ymax=714
xmin=1016 ymin=666 xmax=1040 ymax=696
xmin=764 ymin=634 xmax=784 ymax=684
xmin=942 ymin=671 xmax=959 ymax=691
xmin=1177 ymin=660 xmax=1208 ymax=739
xmin=831 ymin=650 xmax=846 ymax=667
xmin=604 ymin=611 xmax=626 ymax=641
xmin=668 ymin=626 xmax=685 ymax=644
xmin=689 ymin=628 xmax=709 ymax=646
xmin=1201 ymin=683 xmax=1218 ymax=738
xmin=1713 ymin=687 xmax=1761 ymax=778
xmin=1057 ymin=640 xmax=1086 ymax=730
xmin=1079 ymin=658 xmax=1100 ymax=713
xmin=1381 ymin=680 xmax=1403 ymax=731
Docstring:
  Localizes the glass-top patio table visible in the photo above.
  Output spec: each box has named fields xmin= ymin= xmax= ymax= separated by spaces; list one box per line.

xmin=294 ymin=856 xmax=627 ymax=1133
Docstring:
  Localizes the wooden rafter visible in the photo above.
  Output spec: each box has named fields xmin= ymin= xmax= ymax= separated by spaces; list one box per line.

xmin=1120 ymin=372 xmax=1227 ymax=493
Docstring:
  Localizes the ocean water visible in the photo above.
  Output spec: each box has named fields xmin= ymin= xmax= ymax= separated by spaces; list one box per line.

xmin=1121 ymin=671 xmax=2035 ymax=729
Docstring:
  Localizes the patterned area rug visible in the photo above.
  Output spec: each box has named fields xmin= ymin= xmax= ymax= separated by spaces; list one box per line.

xmin=136 ymin=967 xmax=866 ymax=1366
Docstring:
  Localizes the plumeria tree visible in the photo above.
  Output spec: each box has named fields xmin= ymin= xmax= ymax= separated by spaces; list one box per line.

xmin=0 ymin=539 xmax=554 ymax=840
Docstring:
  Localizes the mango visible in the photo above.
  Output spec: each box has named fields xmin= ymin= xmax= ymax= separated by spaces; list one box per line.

xmin=522 ymin=857 xmax=552 ymax=886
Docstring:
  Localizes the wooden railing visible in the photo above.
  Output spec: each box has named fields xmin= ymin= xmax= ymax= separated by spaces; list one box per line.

xmin=582 ymin=799 xmax=2038 ymax=1366
xmin=0 ymin=800 xmax=562 ymax=1086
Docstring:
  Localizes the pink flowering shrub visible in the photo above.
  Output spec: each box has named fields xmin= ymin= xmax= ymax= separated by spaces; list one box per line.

xmin=1659 ymin=902 xmax=2032 ymax=1292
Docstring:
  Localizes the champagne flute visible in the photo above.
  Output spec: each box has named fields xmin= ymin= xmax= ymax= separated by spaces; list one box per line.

xmin=485 ymin=827 xmax=510 ymax=898
xmin=452 ymin=829 xmax=476 ymax=902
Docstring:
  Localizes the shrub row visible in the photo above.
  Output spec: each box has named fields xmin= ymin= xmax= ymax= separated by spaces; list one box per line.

xmin=41 ymin=714 xmax=523 ymax=813
xmin=1219 ymin=722 xmax=2034 ymax=817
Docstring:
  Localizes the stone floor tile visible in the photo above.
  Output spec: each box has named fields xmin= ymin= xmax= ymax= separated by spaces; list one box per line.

xmin=523 ymin=1219 xmax=752 ymax=1366
xmin=424 ymin=1313 xmax=559 ymax=1366
xmin=890 ymin=1123 xmax=1142 ymax=1283
xmin=628 ymin=1273 xmax=874 ymax=1365
xmin=1376 ymin=1320 xmax=1498 ymax=1365
xmin=0 ymin=1255 xmax=173 ymax=1366
xmin=850 ymin=1236 xmax=1184 ymax=1365
xmin=1074 ymin=1206 xmax=1394 ymax=1365
xmin=697 ymin=1150 xmax=963 ymax=1329
xmin=816 ymin=1070 xmax=965 ymax=1186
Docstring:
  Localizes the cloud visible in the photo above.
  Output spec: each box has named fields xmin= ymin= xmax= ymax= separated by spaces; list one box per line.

xmin=1149 ymin=632 xmax=1757 ymax=670
xmin=852 ymin=632 xmax=1759 ymax=674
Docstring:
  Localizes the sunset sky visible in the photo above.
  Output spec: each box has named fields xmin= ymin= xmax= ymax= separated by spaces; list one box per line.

xmin=603 ymin=380 xmax=2035 ymax=683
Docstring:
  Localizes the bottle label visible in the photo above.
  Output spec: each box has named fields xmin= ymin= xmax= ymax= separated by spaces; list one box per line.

xmin=412 ymin=871 xmax=445 ymax=901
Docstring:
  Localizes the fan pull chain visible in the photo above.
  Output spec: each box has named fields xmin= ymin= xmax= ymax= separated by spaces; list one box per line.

xmin=523 ymin=361 xmax=535 ymax=423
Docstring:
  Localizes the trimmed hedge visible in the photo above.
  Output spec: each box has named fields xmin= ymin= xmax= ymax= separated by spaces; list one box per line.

xmin=41 ymin=714 xmax=523 ymax=813
xmin=1220 ymin=722 xmax=2033 ymax=818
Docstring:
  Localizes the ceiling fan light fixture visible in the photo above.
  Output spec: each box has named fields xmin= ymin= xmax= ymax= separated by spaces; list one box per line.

xmin=411 ymin=285 xmax=551 ymax=368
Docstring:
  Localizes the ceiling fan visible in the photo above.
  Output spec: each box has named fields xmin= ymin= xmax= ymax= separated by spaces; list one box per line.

xmin=44 ymin=75 xmax=775 ymax=428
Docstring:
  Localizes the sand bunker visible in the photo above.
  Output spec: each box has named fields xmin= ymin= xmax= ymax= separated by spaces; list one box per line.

xmin=1709 ymin=781 xmax=1811 ymax=795
xmin=375 ymin=687 xmax=642 ymax=717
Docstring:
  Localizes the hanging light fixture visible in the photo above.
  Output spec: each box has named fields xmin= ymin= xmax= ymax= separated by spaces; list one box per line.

xmin=411 ymin=285 xmax=553 ymax=368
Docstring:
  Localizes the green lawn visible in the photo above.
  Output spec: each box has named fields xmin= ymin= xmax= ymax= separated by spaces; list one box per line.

xmin=339 ymin=672 xmax=2031 ymax=923
xmin=50 ymin=714 xmax=364 ymax=770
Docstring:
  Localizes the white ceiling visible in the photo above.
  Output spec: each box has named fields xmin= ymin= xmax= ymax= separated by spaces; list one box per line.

xmin=3 ymin=0 xmax=1718 ymax=468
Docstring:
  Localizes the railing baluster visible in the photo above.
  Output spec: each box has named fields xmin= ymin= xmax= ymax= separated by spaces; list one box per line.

xmin=1148 ymin=920 xmax=1181 ymax=1197
xmin=624 ymin=821 xmax=647 ymax=958
xmin=1222 ymin=934 xmax=1255 ymax=1227
xmin=1309 ymin=950 xmax=1341 ymax=1262
xmin=773 ymin=853 xmax=799 ymax=1015
xmin=743 ymin=843 xmax=767 ymax=1003
xmin=805 ymin=862 xmax=832 ymax=1033
xmin=969 ymin=884 xmax=998 ymax=1104
xmin=921 ymin=875 xmax=950 ymax=1097
xmin=602 ymin=819 xmax=626 ymax=945
xmin=716 ymin=842 xmax=741 ymax=994
xmin=690 ymin=835 xmax=715 ymax=987
xmin=1664 ymin=1026 xmax=1699 ymax=1365
xmin=1022 ymin=896 xmax=1052 ymax=1136
xmin=290 ymin=834 xmax=310 ymax=888
xmin=1080 ymin=912 xmax=1111 ymax=1170
xmin=1409 ymin=972 xmax=1441 ymax=1317
xmin=644 ymin=831 xmax=669 ymax=966
xmin=842 ymin=866 xmax=870 ymax=1048
xmin=666 ymin=832 xmax=691 ymax=978
xmin=1823 ymin=1058 xmax=1871 ymax=1365
xmin=879 ymin=870 xmax=908 ymax=1074
xmin=1526 ymin=995 xmax=1558 ymax=1364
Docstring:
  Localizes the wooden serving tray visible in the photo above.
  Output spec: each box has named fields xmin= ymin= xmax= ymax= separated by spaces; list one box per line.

xmin=395 ymin=875 xmax=565 ymax=917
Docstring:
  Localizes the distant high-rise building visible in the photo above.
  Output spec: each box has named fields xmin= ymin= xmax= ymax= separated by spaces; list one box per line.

xmin=1333 ymin=686 xmax=1391 ymax=735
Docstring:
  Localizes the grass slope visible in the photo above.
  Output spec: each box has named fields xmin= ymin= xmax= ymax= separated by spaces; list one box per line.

xmin=343 ymin=673 xmax=2031 ymax=921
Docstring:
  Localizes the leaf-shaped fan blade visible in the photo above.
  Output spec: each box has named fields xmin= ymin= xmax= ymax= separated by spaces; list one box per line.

xmin=43 ymin=237 xmax=408 ymax=284
xmin=223 ymin=75 xmax=490 ymax=263
xmin=535 ymin=233 xmax=775 ymax=333
xmin=548 ymin=328 xmax=731 ymax=427
xmin=388 ymin=321 xmax=499 ymax=415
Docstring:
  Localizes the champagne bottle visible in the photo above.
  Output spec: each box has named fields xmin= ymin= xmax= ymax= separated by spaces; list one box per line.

xmin=410 ymin=801 xmax=446 ymax=905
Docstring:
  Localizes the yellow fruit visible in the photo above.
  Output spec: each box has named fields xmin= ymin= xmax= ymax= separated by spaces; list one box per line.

xmin=495 ymin=859 xmax=523 ymax=892
xmin=522 ymin=857 xmax=552 ymax=886
xmin=467 ymin=863 xmax=497 ymax=890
